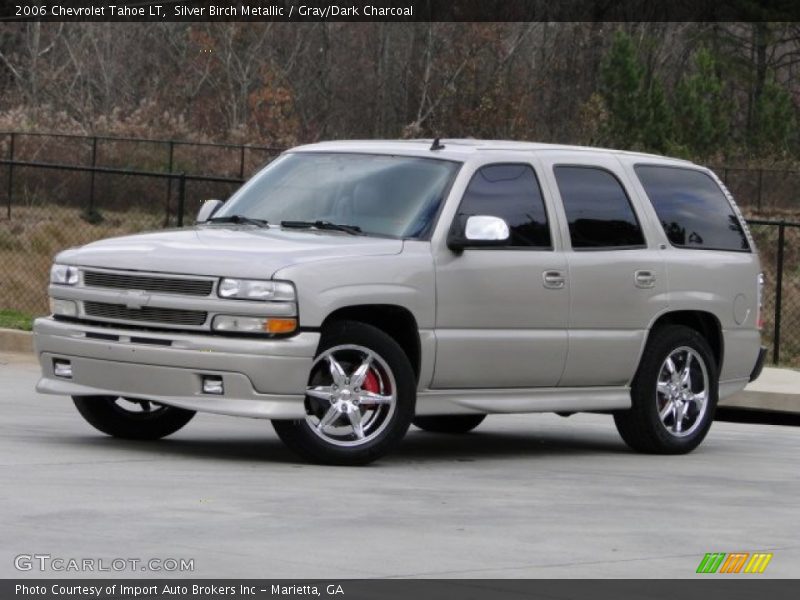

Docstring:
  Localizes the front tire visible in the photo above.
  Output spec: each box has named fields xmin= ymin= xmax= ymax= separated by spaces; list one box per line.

xmin=272 ymin=320 xmax=416 ymax=465
xmin=413 ymin=414 xmax=486 ymax=434
xmin=614 ymin=325 xmax=718 ymax=454
xmin=72 ymin=396 xmax=195 ymax=440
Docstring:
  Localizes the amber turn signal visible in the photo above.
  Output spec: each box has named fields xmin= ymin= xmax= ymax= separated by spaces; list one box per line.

xmin=265 ymin=318 xmax=297 ymax=334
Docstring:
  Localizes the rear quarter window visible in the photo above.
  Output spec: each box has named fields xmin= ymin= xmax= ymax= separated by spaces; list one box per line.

xmin=634 ymin=165 xmax=750 ymax=252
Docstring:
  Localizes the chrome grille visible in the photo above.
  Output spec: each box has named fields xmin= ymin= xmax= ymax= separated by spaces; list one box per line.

xmin=83 ymin=302 xmax=207 ymax=326
xmin=83 ymin=271 xmax=213 ymax=296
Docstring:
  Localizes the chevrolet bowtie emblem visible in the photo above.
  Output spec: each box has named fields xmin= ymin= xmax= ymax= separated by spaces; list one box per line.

xmin=123 ymin=290 xmax=151 ymax=310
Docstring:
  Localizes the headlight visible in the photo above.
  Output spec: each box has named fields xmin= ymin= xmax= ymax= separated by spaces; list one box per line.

xmin=50 ymin=264 xmax=80 ymax=285
xmin=218 ymin=278 xmax=295 ymax=301
xmin=212 ymin=315 xmax=297 ymax=334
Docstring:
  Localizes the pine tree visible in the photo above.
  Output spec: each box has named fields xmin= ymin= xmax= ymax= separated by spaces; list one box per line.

xmin=673 ymin=47 xmax=730 ymax=160
xmin=599 ymin=32 xmax=646 ymax=149
xmin=642 ymin=78 xmax=671 ymax=154
xmin=751 ymin=76 xmax=796 ymax=157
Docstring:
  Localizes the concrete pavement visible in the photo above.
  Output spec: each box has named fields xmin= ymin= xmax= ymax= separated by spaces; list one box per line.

xmin=1 ymin=351 xmax=798 ymax=579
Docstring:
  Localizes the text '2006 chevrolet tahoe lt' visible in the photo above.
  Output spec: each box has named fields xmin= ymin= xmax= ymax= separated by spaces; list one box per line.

xmin=34 ymin=139 xmax=767 ymax=464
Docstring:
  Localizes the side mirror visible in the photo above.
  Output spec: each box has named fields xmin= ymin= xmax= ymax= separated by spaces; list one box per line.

xmin=447 ymin=215 xmax=510 ymax=252
xmin=196 ymin=199 xmax=224 ymax=223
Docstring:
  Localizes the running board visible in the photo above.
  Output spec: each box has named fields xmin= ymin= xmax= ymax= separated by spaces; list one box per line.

xmin=415 ymin=386 xmax=631 ymax=416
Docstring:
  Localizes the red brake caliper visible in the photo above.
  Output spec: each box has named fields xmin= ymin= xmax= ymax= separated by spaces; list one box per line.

xmin=362 ymin=369 xmax=380 ymax=392
xmin=360 ymin=369 xmax=381 ymax=406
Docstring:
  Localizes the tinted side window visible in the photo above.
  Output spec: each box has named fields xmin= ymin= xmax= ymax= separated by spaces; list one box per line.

xmin=635 ymin=166 xmax=750 ymax=251
xmin=457 ymin=164 xmax=551 ymax=248
xmin=554 ymin=166 xmax=645 ymax=248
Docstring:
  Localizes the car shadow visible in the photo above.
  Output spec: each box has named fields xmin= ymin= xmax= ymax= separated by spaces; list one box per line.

xmin=47 ymin=434 xmax=300 ymax=464
xmin=45 ymin=425 xmax=629 ymax=466
xmin=392 ymin=428 xmax=630 ymax=463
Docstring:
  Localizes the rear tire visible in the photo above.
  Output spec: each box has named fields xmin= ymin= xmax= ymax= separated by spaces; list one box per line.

xmin=72 ymin=396 xmax=195 ymax=440
xmin=413 ymin=414 xmax=486 ymax=434
xmin=614 ymin=325 xmax=718 ymax=454
xmin=272 ymin=320 xmax=415 ymax=466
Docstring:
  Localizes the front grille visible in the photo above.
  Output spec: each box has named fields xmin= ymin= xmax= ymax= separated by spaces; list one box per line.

xmin=83 ymin=271 xmax=213 ymax=296
xmin=84 ymin=302 xmax=208 ymax=326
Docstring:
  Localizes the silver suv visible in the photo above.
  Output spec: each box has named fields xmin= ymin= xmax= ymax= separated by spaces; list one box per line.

xmin=34 ymin=140 xmax=767 ymax=465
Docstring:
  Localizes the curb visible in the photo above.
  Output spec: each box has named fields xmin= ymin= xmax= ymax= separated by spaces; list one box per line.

xmin=722 ymin=390 xmax=800 ymax=413
xmin=0 ymin=328 xmax=33 ymax=354
xmin=726 ymin=367 xmax=800 ymax=415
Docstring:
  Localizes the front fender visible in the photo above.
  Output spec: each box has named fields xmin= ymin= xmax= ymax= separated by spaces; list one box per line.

xmin=272 ymin=242 xmax=435 ymax=330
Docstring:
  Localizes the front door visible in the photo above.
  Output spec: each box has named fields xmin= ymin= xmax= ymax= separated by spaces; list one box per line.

xmin=433 ymin=162 xmax=568 ymax=388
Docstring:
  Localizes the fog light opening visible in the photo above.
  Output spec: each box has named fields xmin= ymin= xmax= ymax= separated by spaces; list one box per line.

xmin=53 ymin=359 xmax=73 ymax=379
xmin=202 ymin=376 xmax=224 ymax=395
xmin=49 ymin=298 xmax=78 ymax=317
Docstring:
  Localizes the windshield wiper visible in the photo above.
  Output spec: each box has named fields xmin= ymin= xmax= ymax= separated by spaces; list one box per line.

xmin=207 ymin=214 xmax=269 ymax=227
xmin=281 ymin=220 xmax=363 ymax=235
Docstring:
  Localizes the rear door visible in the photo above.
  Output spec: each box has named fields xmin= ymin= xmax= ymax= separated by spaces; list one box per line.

xmin=538 ymin=153 xmax=668 ymax=386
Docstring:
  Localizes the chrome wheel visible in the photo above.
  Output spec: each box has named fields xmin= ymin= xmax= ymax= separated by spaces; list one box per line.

xmin=656 ymin=346 xmax=709 ymax=438
xmin=304 ymin=344 xmax=397 ymax=447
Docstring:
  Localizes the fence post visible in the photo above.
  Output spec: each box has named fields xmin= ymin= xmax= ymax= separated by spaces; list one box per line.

xmin=757 ymin=169 xmax=763 ymax=212
xmin=88 ymin=136 xmax=98 ymax=211
xmin=6 ymin=132 xmax=14 ymax=219
xmin=177 ymin=172 xmax=186 ymax=227
xmin=723 ymin=167 xmax=729 ymax=186
xmin=239 ymin=145 xmax=246 ymax=179
xmin=165 ymin=141 xmax=175 ymax=228
xmin=773 ymin=221 xmax=785 ymax=364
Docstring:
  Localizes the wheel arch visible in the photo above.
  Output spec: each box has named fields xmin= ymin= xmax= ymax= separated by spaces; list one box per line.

xmin=646 ymin=310 xmax=724 ymax=371
xmin=320 ymin=304 xmax=422 ymax=382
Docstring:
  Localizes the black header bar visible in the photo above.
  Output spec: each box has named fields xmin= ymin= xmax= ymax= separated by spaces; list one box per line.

xmin=4 ymin=579 xmax=800 ymax=600
xmin=3 ymin=0 xmax=800 ymax=22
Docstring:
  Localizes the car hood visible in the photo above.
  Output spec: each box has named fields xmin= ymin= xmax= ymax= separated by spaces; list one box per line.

xmin=57 ymin=226 xmax=404 ymax=278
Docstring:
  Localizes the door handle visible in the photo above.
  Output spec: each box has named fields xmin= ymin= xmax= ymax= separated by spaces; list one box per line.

xmin=542 ymin=270 xmax=566 ymax=289
xmin=634 ymin=270 xmax=656 ymax=289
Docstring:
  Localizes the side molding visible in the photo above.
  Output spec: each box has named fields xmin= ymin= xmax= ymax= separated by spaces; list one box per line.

xmin=415 ymin=387 xmax=631 ymax=416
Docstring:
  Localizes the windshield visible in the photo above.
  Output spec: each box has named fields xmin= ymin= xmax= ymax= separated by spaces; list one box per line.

xmin=214 ymin=152 xmax=461 ymax=239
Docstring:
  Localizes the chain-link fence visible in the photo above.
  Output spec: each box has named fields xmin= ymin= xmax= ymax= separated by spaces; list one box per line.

xmin=748 ymin=220 xmax=800 ymax=368
xmin=2 ymin=131 xmax=282 ymax=184
xmin=0 ymin=160 xmax=250 ymax=315
xmin=0 ymin=132 xmax=282 ymax=319
xmin=715 ymin=165 xmax=800 ymax=214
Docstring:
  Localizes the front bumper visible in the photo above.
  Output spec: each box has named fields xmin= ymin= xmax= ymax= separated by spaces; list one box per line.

xmin=33 ymin=317 xmax=319 ymax=419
